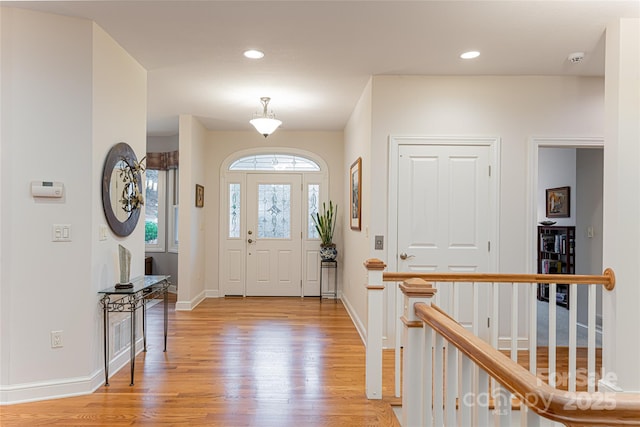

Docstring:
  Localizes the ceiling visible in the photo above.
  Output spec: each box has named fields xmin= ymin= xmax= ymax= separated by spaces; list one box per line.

xmin=5 ymin=1 xmax=639 ymax=136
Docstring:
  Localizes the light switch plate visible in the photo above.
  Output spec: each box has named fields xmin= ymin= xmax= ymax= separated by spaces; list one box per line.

xmin=99 ymin=225 xmax=108 ymax=241
xmin=375 ymin=235 xmax=384 ymax=250
xmin=52 ymin=224 xmax=71 ymax=242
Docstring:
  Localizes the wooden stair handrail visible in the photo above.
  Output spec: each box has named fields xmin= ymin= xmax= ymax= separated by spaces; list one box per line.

xmin=384 ymin=268 xmax=615 ymax=290
xmin=415 ymin=302 xmax=640 ymax=426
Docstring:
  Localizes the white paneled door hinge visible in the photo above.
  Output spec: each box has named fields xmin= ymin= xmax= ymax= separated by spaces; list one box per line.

xmin=488 ymin=241 xmax=491 ymax=252
xmin=489 ymin=165 xmax=491 ymax=177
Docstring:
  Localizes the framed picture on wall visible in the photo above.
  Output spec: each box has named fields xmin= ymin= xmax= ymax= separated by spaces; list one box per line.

xmin=350 ymin=157 xmax=362 ymax=230
xmin=195 ymin=184 xmax=204 ymax=208
xmin=546 ymin=186 xmax=570 ymax=218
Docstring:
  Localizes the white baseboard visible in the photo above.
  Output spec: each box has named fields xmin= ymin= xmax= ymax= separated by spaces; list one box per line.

xmin=576 ymin=321 xmax=603 ymax=334
xmin=497 ymin=337 xmax=529 ymax=351
xmin=0 ymin=373 xmax=97 ymax=406
xmin=341 ymin=294 xmax=367 ymax=346
xmin=205 ymin=289 xmax=220 ymax=298
xmin=599 ymin=379 xmax=624 ymax=393
xmin=0 ymin=336 xmax=147 ymax=405
xmin=175 ymin=289 xmax=206 ymax=311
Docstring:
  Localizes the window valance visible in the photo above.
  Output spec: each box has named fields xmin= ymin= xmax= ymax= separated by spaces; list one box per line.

xmin=146 ymin=151 xmax=179 ymax=170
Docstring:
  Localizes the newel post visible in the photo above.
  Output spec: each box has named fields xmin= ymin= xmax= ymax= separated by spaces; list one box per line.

xmin=364 ymin=258 xmax=386 ymax=399
xmin=400 ymin=278 xmax=437 ymax=427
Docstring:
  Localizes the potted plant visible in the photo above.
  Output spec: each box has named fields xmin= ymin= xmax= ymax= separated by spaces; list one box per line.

xmin=312 ymin=201 xmax=338 ymax=261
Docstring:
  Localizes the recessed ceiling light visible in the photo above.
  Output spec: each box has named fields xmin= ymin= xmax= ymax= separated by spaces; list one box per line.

xmin=244 ymin=49 xmax=264 ymax=59
xmin=460 ymin=51 xmax=480 ymax=59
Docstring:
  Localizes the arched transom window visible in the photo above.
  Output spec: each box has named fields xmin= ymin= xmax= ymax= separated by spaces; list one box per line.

xmin=229 ymin=154 xmax=320 ymax=171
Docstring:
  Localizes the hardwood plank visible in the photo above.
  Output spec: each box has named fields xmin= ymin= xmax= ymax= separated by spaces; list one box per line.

xmin=1 ymin=297 xmax=399 ymax=427
xmin=502 ymin=347 xmax=602 ymax=392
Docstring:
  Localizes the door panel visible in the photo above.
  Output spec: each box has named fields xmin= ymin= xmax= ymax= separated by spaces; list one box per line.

xmin=246 ymin=174 xmax=302 ymax=296
xmin=398 ymin=144 xmax=490 ymax=335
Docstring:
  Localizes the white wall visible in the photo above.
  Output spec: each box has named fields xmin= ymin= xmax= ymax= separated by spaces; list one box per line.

xmin=1 ymin=8 xmax=93 ymax=398
xmin=91 ymin=21 xmax=147 ymax=386
xmin=176 ymin=115 xmax=207 ymax=309
xmin=342 ymin=79 xmax=373 ymax=338
xmin=602 ymin=18 xmax=640 ymax=392
xmin=200 ymin=130 xmax=344 ymax=299
xmin=0 ymin=8 xmax=146 ymax=403
xmin=575 ymin=148 xmax=603 ymax=326
xmin=538 ymin=148 xmax=577 ymax=226
xmin=343 ymin=75 xmax=605 ymax=346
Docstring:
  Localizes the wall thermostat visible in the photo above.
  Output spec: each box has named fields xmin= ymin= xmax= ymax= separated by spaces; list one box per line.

xmin=31 ymin=181 xmax=64 ymax=198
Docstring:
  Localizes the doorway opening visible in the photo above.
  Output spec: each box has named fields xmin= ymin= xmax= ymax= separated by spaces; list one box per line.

xmin=529 ymin=138 xmax=604 ymax=347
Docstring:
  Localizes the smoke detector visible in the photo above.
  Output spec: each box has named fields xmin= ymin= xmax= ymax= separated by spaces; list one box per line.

xmin=567 ymin=52 xmax=585 ymax=63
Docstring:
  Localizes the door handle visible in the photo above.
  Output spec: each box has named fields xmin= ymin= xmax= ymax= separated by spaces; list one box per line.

xmin=399 ymin=252 xmax=415 ymax=260
xmin=247 ymin=239 xmax=253 ymax=244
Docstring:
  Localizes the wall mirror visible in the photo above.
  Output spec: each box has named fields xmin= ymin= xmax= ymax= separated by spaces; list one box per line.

xmin=102 ymin=142 xmax=143 ymax=237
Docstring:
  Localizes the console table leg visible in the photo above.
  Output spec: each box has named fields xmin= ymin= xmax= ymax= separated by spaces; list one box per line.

xmin=103 ymin=301 xmax=110 ymax=386
xmin=163 ymin=286 xmax=168 ymax=352
xmin=142 ymin=298 xmax=147 ymax=352
xmin=130 ymin=310 xmax=136 ymax=386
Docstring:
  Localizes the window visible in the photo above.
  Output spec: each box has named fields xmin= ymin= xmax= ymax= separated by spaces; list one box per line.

xmin=308 ymin=184 xmax=319 ymax=239
xmin=230 ymin=154 xmax=320 ymax=171
xmin=145 ymin=169 xmax=166 ymax=251
xmin=167 ymin=168 xmax=179 ymax=252
xmin=229 ymin=183 xmax=240 ymax=238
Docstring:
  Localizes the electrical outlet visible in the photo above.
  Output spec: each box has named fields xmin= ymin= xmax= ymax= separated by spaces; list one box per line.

xmin=51 ymin=330 xmax=63 ymax=348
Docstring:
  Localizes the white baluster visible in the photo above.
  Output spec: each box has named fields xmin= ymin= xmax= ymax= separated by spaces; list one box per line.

xmin=445 ymin=341 xmax=458 ymax=426
xmin=529 ymin=283 xmax=538 ymax=378
xmin=460 ymin=354 xmax=473 ymax=426
xmin=434 ymin=333 xmax=445 ymax=426
xmin=395 ymin=284 xmax=403 ymax=398
xmin=548 ymin=283 xmax=557 ymax=388
xmin=400 ymin=278 xmax=437 ymax=427
xmin=525 ymin=404 xmax=541 ymax=427
xmin=477 ymin=368 xmax=490 ymax=426
xmin=424 ymin=325 xmax=434 ymax=425
xmin=494 ymin=382 xmax=512 ymax=426
xmin=568 ymin=283 xmax=578 ymax=392
xmin=364 ymin=259 xmax=386 ymax=400
xmin=511 ymin=283 xmax=519 ymax=361
xmin=588 ymin=284 xmax=597 ymax=393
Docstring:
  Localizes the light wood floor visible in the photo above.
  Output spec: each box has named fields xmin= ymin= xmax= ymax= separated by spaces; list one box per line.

xmin=0 ymin=297 xmax=400 ymax=427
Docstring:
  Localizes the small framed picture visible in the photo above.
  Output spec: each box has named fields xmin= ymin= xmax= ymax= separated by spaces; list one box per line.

xmin=195 ymin=184 xmax=204 ymax=208
xmin=350 ymin=157 xmax=362 ymax=230
xmin=546 ymin=186 xmax=570 ymax=218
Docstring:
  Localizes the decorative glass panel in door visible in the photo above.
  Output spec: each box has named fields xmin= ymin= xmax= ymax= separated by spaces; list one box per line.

xmin=257 ymin=184 xmax=290 ymax=238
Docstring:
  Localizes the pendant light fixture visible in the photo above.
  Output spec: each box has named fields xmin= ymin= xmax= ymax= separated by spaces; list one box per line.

xmin=250 ymin=97 xmax=282 ymax=138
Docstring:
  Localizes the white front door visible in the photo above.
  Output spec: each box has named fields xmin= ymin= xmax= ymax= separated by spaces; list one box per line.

xmin=396 ymin=142 xmax=493 ymax=336
xmin=245 ymin=174 xmax=302 ymax=296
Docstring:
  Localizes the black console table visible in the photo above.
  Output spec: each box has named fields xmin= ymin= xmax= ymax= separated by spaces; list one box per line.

xmin=98 ymin=275 xmax=170 ymax=386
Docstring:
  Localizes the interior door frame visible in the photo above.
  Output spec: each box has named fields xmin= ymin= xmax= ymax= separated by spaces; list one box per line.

xmin=526 ymin=137 xmax=604 ymax=275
